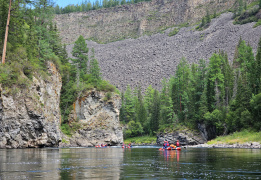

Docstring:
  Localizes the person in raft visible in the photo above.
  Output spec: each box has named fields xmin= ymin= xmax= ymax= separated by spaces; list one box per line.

xmin=163 ymin=141 xmax=169 ymax=149
xmin=176 ymin=140 xmax=180 ymax=147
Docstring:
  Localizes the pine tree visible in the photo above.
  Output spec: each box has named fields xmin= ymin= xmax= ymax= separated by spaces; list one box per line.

xmin=199 ymin=87 xmax=208 ymax=120
xmin=207 ymin=53 xmax=225 ymax=110
xmin=135 ymin=86 xmax=147 ymax=125
xmin=143 ymin=85 xmax=154 ymax=134
xmin=250 ymin=93 xmax=261 ymax=130
xmin=120 ymin=92 xmax=127 ymax=123
xmin=0 ymin=0 xmax=8 ymax=44
xmin=160 ymin=79 xmax=174 ymax=125
xmin=150 ymin=89 xmax=160 ymax=134
xmin=238 ymin=0 xmax=243 ymax=16
xmin=256 ymin=37 xmax=261 ymax=93
xmin=124 ymin=85 xmax=135 ymax=123
xmin=89 ymin=48 xmax=101 ymax=85
xmin=195 ymin=59 xmax=208 ymax=114
xmin=72 ymin=35 xmax=89 ymax=76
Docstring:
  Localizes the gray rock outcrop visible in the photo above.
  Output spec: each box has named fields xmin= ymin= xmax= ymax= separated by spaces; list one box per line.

xmin=157 ymin=129 xmax=206 ymax=146
xmin=0 ymin=62 xmax=62 ymax=148
xmin=60 ymin=90 xmax=123 ymax=147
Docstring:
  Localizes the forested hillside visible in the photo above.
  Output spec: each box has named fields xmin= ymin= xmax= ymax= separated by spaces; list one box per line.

xmin=120 ymin=37 xmax=261 ymax=139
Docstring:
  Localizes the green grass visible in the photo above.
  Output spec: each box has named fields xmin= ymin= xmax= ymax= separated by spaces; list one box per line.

xmin=247 ymin=1 xmax=259 ymax=9
xmin=207 ymin=130 xmax=261 ymax=145
xmin=124 ymin=135 xmax=157 ymax=144
xmin=168 ymin=28 xmax=179 ymax=37
xmin=254 ymin=19 xmax=261 ymax=28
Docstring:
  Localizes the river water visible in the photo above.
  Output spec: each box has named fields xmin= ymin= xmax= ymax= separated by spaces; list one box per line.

xmin=0 ymin=146 xmax=260 ymax=179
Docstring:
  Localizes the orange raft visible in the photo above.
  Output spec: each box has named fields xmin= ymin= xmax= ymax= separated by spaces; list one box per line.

xmin=159 ymin=147 xmax=181 ymax=151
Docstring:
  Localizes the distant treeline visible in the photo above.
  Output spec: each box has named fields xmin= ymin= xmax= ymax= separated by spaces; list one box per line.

xmin=54 ymin=0 xmax=152 ymax=14
xmin=120 ymin=37 xmax=261 ymax=139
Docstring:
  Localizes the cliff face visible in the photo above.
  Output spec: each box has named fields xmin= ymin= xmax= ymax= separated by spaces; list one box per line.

xmin=55 ymin=0 xmax=255 ymax=44
xmin=0 ymin=62 xmax=62 ymax=148
xmin=61 ymin=90 xmax=123 ymax=147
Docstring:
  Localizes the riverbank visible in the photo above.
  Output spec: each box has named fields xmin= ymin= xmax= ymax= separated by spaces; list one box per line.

xmin=186 ymin=142 xmax=261 ymax=149
xmin=123 ymin=136 xmax=157 ymax=145
xmin=187 ymin=130 xmax=261 ymax=149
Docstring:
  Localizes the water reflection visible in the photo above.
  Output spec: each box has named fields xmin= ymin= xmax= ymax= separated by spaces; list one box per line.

xmin=59 ymin=148 xmax=123 ymax=180
xmin=0 ymin=147 xmax=260 ymax=179
xmin=0 ymin=148 xmax=60 ymax=180
xmin=0 ymin=147 xmax=124 ymax=180
xmin=160 ymin=149 xmax=180 ymax=162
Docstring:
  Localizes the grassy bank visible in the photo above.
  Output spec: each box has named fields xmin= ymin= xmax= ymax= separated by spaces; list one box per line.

xmin=207 ymin=130 xmax=261 ymax=145
xmin=124 ymin=136 xmax=157 ymax=145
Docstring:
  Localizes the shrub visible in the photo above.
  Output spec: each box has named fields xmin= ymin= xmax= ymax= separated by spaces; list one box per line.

xmin=253 ymin=19 xmax=261 ymax=28
xmin=124 ymin=121 xmax=144 ymax=138
xmin=104 ymin=92 xmax=112 ymax=101
xmin=96 ymin=80 xmax=116 ymax=92
xmin=168 ymin=28 xmax=179 ymax=37
xmin=61 ymin=123 xmax=72 ymax=137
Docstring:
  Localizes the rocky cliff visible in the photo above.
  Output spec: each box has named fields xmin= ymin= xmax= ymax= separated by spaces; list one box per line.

xmin=60 ymin=90 xmax=123 ymax=147
xmin=55 ymin=0 xmax=255 ymax=44
xmin=157 ymin=129 xmax=206 ymax=146
xmin=0 ymin=62 xmax=62 ymax=148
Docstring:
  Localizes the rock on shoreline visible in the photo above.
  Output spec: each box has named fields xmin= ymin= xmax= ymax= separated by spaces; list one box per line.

xmin=186 ymin=142 xmax=261 ymax=149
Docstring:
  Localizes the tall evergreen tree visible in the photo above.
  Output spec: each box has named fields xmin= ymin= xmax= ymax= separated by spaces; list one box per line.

xmin=123 ymin=85 xmax=135 ymax=123
xmin=72 ymin=35 xmax=89 ymax=75
xmin=149 ymin=89 xmax=160 ymax=134
xmin=89 ymin=48 xmax=101 ymax=85
xmin=160 ymin=79 xmax=174 ymax=125
xmin=120 ymin=92 xmax=127 ymax=123
xmin=256 ymin=37 xmax=261 ymax=93
xmin=206 ymin=53 xmax=225 ymax=111
xmin=135 ymin=86 xmax=147 ymax=125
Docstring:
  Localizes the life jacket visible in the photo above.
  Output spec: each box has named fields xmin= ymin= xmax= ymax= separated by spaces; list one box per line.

xmin=167 ymin=143 xmax=169 ymax=146
xmin=170 ymin=144 xmax=176 ymax=148
xmin=176 ymin=141 xmax=180 ymax=147
xmin=164 ymin=143 xmax=167 ymax=148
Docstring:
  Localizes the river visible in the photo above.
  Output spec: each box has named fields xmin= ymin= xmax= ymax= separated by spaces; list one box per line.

xmin=0 ymin=146 xmax=260 ymax=179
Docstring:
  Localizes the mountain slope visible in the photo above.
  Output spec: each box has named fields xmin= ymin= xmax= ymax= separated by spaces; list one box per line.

xmin=66 ymin=12 xmax=261 ymax=91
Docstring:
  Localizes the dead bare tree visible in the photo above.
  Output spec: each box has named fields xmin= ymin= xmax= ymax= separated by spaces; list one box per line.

xmin=1 ymin=0 xmax=12 ymax=64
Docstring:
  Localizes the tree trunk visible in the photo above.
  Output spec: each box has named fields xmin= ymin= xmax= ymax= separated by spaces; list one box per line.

xmin=1 ymin=0 xmax=12 ymax=64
